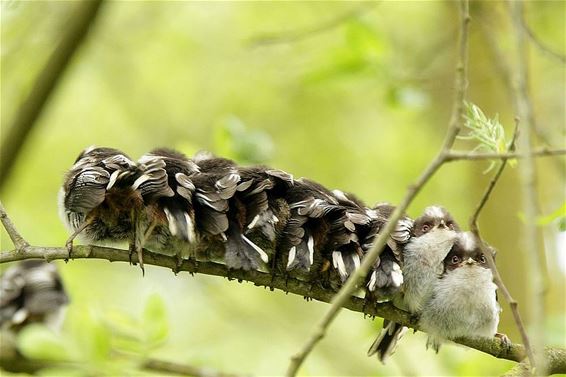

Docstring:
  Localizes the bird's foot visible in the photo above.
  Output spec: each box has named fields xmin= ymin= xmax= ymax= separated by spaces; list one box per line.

xmin=495 ymin=332 xmax=511 ymax=347
xmin=65 ymin=240 xmax=74 ymax=261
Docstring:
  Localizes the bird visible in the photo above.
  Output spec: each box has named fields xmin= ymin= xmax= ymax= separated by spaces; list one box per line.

xmin=367 ymin=205 xmax=460 ymax=362
xmin=0 ymin=260 xmax=69 ymax=332
xmin=419 ymin=231 xmax=502 ymax=352
xmin=135 ymin=148 xmax=201 ymax=266
xmin=402 ymin=205 xmax=460 ymax=313
xmin=58 ymin=146 xmax=171 ymax=273
xmin=364 ymin=203 xmax=414 ymax=301
xmin=139 ymin=149 xmax=292 ymax=271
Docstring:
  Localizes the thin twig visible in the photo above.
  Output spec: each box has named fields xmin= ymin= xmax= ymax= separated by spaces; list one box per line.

xmin=0 ymin=201 xmax=29 ymax=251
xmin=469 ymin=117 xmax=520 ymax=225
xmin=445 ymin=148 xmax=566 ymax=162
xmin=476 ymin=5 xmax=566 ymax=178
xmin=518 ymin=7 xmax=566 ymax=64
xmin=0 ymin=0 xmax=104 ymax=189
xmin=510 ymin=1 xmax=547 ymax=374
xmin=143 ymin=358 xmax=248 ymax=377
xmin=0 ymin=352 xmax=247 ymax=377
xmin=247 ymin=2 xmax=377 ymax=47
xmin=284 ymin=2 xmax=470 ymax=376
xmin=468 ymin=120 xmax=536 ymax=371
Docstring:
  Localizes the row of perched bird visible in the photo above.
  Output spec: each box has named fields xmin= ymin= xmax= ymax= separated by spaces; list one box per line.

xmin=58 ymin=146 xmax=415 ymax=295
xmin=52 ymin=146 xmax=504 ymax=363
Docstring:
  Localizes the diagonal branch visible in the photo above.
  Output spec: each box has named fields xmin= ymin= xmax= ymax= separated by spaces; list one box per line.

xmin=468 ymin=119 xmax=536 ymax=370
xmin=284 ymin=1 xmax=471 ymax=375
xmin=517 ymin=6 xmax=566 ymax=64
xmin=0 ymin=0 xmax=105 ymax=189
xmin=445 ymin=148 xmax=566 ymax=162
xmin=246 ymin=2 xmax=377 ymax=47
xmin=0 ymin=201 xmax=29 ymax=251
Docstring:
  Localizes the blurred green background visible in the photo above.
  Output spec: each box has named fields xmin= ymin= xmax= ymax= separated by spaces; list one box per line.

xmin=1 ymin=1 xmax=564 ymax=376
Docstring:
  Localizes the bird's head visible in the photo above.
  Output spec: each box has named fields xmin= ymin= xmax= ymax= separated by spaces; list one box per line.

xmin=443 ymin=232 xmax=493 ymax=272
xmin=412 ymin=205 xmax=459 ymax=237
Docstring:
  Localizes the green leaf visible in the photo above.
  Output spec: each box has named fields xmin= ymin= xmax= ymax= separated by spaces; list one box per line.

xmin=143 ymin=294 xmax=169 ymax=346
xmin=17 ymin=324 xmax=71 ymax=361
xmin=536 ymin=202 xmax=566 ymax=226
xmin=460 ymin=102 xmax=512 ymax=173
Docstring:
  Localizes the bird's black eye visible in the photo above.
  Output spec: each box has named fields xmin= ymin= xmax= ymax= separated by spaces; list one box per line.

xmin=447 ymin=221 xmax=455 ymax=230
xmin=450 ymin=255 xmax=461 ymax=264
xmin=421 ymin=224 xmax=431 ymax=233
xmin=479 ymin=255 xmax=487 ymax=264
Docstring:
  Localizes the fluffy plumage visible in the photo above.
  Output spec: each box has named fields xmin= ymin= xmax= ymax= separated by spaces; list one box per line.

xmin=58 ymin=146 xmax=156 ymax=271
xmin=0 ymin=260 xmax=68 ymax=331
xmin=368 ymin=205 xmax=459 ymax=362
xmin=419 ymin=232 xmax=500 ymax=352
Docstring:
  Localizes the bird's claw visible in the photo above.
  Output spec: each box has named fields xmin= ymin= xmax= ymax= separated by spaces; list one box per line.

xmin=495 ymin=332 xmax=511 ymax=347
xmin=65 ymin=240 xmax=74 ymax=261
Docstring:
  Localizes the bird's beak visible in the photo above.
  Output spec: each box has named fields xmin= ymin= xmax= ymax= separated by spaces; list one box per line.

xmin=437 ymin=220 xmax=446 ymax=229
xmin=465 ymin=257 xmax=475 ymax=265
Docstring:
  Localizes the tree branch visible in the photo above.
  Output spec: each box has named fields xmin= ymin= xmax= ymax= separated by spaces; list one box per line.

xmin=445 ymin=148 xmax=566 ymax=162
xmin=284 ymin=2 xmax=470 ymax=375
xmin=1 ymin=200 xmax=566 ymax=374
xmin=0 ymin=202 xmax=29 ymax=251
xmin=246 ymin=2 xmax=377 ymax=47
xmin=0 ymin=0 xmax=105 ymax=190
xmin=468 ymin=120 xmax=536 ymax=370
xmin=476 ymin=5 xmax=566 ymax=176
xmin=142 ymin=358 xmax=249 ymax=377
xmin=0 ymin=349 xmax=247 ymax=377
xmin=517 ymin=6 xmax=566 ymax=64
xmin=2 ymin=244 xmax=566 ymax=374
xmin=510 ymin=1 xmax=547 ymax=373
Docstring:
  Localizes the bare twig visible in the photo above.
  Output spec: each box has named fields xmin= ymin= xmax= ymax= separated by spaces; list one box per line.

xmin=0 ymin=0 xmax=104 ymax=189
xmin=0 ymin=201 xmax=29 ymax=251
xmin=518 ymin=8 xmax=566 ymax=64
xmin=468 ymin=120 xmax=536 ymax=371
xmin=143 ymin=358 xmax=248 ymax=377
xmin=476 ymin=5 xmax=566 ymax=175
xmin=284 ymin=2 xmax=470 ymax=376
xmin=510 ymin=1 xmax=547 ymax=373
xmin=247 ymin=2 xmax=377 ymax=47
xmin=469 ymin=118 xmax=520 ymax=225
xmin=445 ymin=148 xmax=566 ymax=162
xmin=0 ymin=352 xmax=247 ymax=377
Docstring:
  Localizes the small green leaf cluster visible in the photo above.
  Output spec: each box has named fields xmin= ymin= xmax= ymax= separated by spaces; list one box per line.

xmin=459 ymin=102 xmax=515 ymax=173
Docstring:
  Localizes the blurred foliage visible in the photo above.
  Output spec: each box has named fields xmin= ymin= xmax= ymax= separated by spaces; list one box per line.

xmin=1 ymin=1 xmax=564 ymax=376
xmin=16 ymin=294 xmax=168 ymax=376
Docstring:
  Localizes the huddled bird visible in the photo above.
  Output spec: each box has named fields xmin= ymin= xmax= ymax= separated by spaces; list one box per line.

xmin=58 ymin=146 xmax=171 ymax=273
xmin=419 ymin=231 xmax=503 ymax=352
xmin=0 ymin=260 xmax=69 ymax=332
xmin=368 ymin=205 xmax=460 ymax=362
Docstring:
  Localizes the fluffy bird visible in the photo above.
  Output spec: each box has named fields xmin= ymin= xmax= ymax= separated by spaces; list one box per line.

xmin=368 ymin=205 xmax=459 ymax=362
xmin=0 ymin=260 xmax=68 ymax=331
xmin=419 ymin=231 xmax=502 ymax=352
xmin=58 ymin=146 xmax=171 ymax=272
xmin=135 ymin=148 xmax=201 ymax=264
